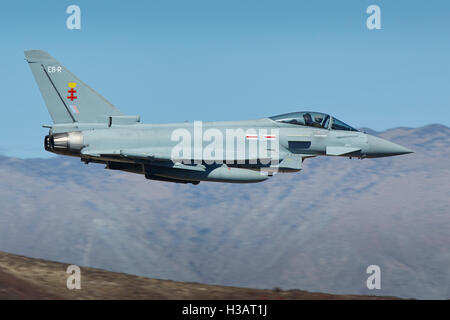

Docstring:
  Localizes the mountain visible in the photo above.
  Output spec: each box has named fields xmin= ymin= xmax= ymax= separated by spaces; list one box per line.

xmin=0 ymin=124 xmax=449 ymax=299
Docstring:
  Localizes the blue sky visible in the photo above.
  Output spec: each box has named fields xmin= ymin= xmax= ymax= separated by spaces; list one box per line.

xmin=1 ymin=0 xmax=449 ymax=157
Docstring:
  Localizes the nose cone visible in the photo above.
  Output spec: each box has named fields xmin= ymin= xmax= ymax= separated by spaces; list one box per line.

xmin=366 ymin=135 xmax=414 ymax=158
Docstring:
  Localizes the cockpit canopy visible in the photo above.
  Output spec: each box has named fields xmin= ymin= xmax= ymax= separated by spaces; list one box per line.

xmin=269 ymin=111 xmax=358 ymax=132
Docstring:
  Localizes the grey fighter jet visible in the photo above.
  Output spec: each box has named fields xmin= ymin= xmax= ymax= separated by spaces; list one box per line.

xmin=25 ymin=50 xmax=413 ymax=184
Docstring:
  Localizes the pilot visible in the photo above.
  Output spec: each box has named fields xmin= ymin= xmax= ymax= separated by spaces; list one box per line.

xmin=303 ymin=113 xmax=313 ymax=126
xmin=313 ymin=115 xmax=324 ymax=128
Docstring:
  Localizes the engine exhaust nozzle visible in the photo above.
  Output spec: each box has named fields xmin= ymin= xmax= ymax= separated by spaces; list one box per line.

xmin=44 ymin=132 xmax=84 ymax=152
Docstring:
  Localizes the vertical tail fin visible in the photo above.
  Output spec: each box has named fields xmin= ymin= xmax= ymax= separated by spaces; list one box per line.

xmin=24 ymin=50 xmax=124 ymax=124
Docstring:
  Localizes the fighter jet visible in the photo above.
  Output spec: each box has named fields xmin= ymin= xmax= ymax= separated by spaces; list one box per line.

xmin=25 ymin=50 xmax=413 ymax=184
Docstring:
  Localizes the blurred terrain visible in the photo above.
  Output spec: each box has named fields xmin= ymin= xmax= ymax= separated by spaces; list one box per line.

xmin=0 ymin=251 xmax=399 ymax=299
xmin=0 ymin=124 xmax=448 ymax=299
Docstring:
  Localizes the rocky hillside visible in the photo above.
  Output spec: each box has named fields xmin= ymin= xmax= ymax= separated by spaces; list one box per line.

xmin=0 ymin=251 xmax=400 ymax=299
